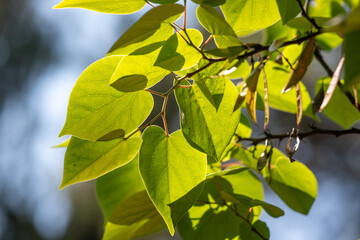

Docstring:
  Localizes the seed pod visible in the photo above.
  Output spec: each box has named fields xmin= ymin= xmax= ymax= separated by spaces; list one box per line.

xmin=281 ymin=38 xmax=316 ymax=94
xmin=245 ymin=65 xmax=262 ymax=124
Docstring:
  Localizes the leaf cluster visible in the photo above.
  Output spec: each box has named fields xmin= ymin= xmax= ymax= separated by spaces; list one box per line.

xmin=54 ymin=0 xmax=360 ymax=239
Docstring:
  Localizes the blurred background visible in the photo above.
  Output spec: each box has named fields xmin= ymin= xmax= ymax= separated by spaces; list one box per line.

xmin=0 ymin=0 xmax=359 ymax=239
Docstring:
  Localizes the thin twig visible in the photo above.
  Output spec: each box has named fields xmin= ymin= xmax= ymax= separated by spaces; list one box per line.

xmin=236 ymin=126 xmax=360 ymax=145
xmin=145 ymin=89 xmax=165 ymax=97
xmin=296 ymin=0 xmax=321 ymax=30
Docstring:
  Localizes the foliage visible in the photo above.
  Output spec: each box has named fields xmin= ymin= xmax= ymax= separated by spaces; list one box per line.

xmin=54 ymin=0 xmax=360 ymax=239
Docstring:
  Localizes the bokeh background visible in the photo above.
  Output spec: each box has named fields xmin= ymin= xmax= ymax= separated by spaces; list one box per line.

xmin=0 ymin=1 xmax=359 ymax=239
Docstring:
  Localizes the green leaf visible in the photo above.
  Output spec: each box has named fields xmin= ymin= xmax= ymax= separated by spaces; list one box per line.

xmin=344 ymin=30 xmax=360 ymax=87
xmin=59 ymin=56 xmax=154 ymax=141
xmin=52 ymin=138 xmax=70 ymax=148
xmin=236 ymin=114 xmax=252 ymax=138
xmin=220 ymin=0 xmax=281 ymax=35
xmin=108 ymin=4 xmax=184 ymax=56
xmin=191 ymin=0 xmax=225 ymax=6
xmin=265 ymin=156 xmax=317 ymax=214
xmin=196 ymin=5 xmax=242 ymax=47
xmin=257 ymin=61 xmax=315 ymax=119
xmin=108 ymin=190 xmax=165 ymax=238
xmin=316 ymin=77 xmax=360 ymax=128
xmin=53 ymin=0 xmax=145 ymax=14
xmin=239 ymin=220 xmax=270 ymax=240
xmin=204 ymin=46 xmax=246 ymax=58
xmin=60 ymin=136 xmax=141 ymax=189
xmin=249 ymin=145 xmax=317 ymax=214
xmin=179 ymin=206 xmax=244 ymax=240
xmin=150 ymin=0 xmax=178 ymax=3
xmin=192 ymin=61 xmax=227 ymax=109
xmin=97 ymin=160 xmax=165 ymax=239
xmin=96 ymin=157 xmax=144 ymax=223
xmin=139 ymin=126 xmax=207 ymax=235
xmin=308 ymin=0 xmax=345 ymax=18
xmin=276 ymin=0 xmax=305 ymax=24
xmin=109 ymin=49 xmax=170 ymax=92
xmin=155 ymin=29 xmax=203 ymax=71
xmin=265 ymin=21 xmax=297 ymax=45
xmin=175 ymin=78 xmax=241 ymax=160
xmin=316 ymin=32 xmax=343 ymax=51
xmin=178 ymin=170 xmax=264 ymax=240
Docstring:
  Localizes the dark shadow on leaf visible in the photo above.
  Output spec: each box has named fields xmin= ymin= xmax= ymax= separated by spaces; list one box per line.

xmin=155 ymin=34 xmax=186 ymax=71
xmin=98 ymin=129 xmax=125 ymax=141
xmin=130 ymin=41 xmax=166 ymax=55
xmin=110 ymin=74 xmax=148 ymax=92
xmin=168 ymin=182 xmax=204 ymax=227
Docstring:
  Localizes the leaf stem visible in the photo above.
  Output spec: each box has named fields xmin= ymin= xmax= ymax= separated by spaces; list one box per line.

xmin=145 ymin=89 xmax=165 ymax=97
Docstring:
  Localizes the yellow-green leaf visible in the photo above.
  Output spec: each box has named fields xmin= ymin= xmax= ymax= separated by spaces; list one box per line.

xmin=54 ymin=0 xmax=146 ymax=14
xmin=139 ymin=126 xmax=207 ymax=235
xmin=60 ymin=136 xmax=142 ymax=189
xmin=59 ymin=56 xmax=153 ymax=141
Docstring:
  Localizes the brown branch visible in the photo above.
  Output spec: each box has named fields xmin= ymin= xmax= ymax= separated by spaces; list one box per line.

xmin=236 ymin=126 xmax=360 ymax=145
xmin=296 ymin=0 xmax=321 ymax=30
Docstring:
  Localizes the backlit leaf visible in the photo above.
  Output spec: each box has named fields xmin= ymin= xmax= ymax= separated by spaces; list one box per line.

xmin=108 ymin=4 xmax=184 ymax=56
xmin=220 ymin=0 xmax=281 ymax=35
xmin=155 ymin=29 xmax=203 ymax=71
xmin=175 ymin=78 xmax=241 ymax=160
xmin=54 ymin=0 xmax=146 ymax=14
xmin=139 ymin=126 xmax=207 ymax=235
xmin=59 ymin=56 xmax=153 ymax=141
xmin=109 ymin=49 xmax=170 ymax=92
xmin=316 ymin=77 xmax=360 ymax=128
xmin=276 ymin=0 xmax=305 ymax=24
xmin=197 ymin=5 xmax=242 ymax=47
xmin=60 ymin=136 xmax=141 ymax=189
xmin=248 ymin=145 xmax=317 ymax=214
xmin=344 ymin=30 xmax=360 ymax=88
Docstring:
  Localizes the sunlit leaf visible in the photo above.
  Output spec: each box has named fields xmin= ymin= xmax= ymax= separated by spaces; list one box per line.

xmin=276 ymin=0 xmax=305 ymax=24
xmin=155 ymin=29 xmax=203 ymax=71
xmin=60 ymin=135 xmax=141 ymax=189
xmin=175 ymin=78 xmax=241 ymax=160
xmin=248 ymin=145 xmax=317 ymax=214
xmin=220 ymin=0 xmax=281 ymax=35
xmin=197 ymin=5 xmax=242 ymax=47
xmin=316 ymin=77 xmax=360 ymax=128
xmin=59 ymin=56 xmax=153 ymax=141
xmin=53 ymin=0 xmax=146 ymax=14
xmin=108 ymin=4 xmax=184 ymax=55
xmin=109 ymin=50 xmax=170 ymax=92
xmin=139 ymin=126 xmax=207 ymax=235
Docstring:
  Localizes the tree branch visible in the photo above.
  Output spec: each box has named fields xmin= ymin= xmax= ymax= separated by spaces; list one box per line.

xmin=236 ymin=126 xmax=360 ymax=145
xmin=296 ymin=0 xmax=321 ymax=30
